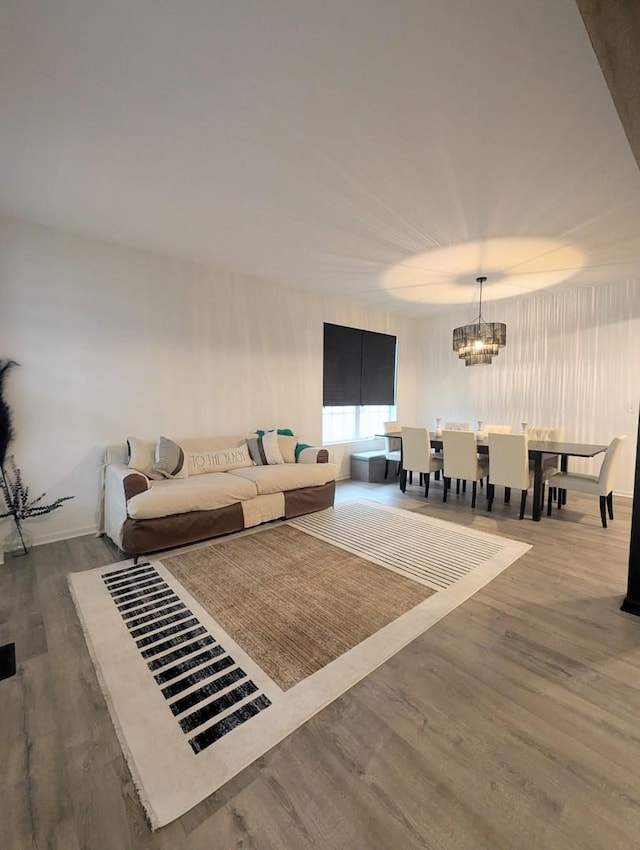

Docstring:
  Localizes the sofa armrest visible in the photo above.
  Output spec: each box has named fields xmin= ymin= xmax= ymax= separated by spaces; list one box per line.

xmin=297 ymin=446 xmax=329 ymax=464
xmin=106 ymin=462 xmax=150 ymax=496
xmin=123 ymin=470 xmax=150 ymax=500
xmin=104 ymin=462 xmax=149 ymax=549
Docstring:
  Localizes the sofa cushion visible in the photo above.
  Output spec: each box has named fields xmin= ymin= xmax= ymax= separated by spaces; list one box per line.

xmin=228 ymin=462 xmax=338 ymax=495
xmin=127 ymin=472 xmax=258 ymax=520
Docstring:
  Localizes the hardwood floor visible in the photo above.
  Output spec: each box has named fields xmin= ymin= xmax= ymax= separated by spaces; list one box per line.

xmin=1 ymin=478 xmax=639 ymax=849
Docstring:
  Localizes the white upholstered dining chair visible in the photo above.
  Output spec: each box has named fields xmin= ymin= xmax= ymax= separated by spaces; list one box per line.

xmin=483 ymin=423 xmax=513 ymax=434
xmin=400 ymin=426 xmax=443 ymax=498
xmin=383 ymin=420 xmax=402 ymax=478
xmin=487 ymin=433 xmax=553 ymax=519
xmin=527 ymin=425 xmax=563 ymax=480
xmin=441 ymin=430 xmax=489 ymax=508
xmin=546 ymin=435 xmax=627 ymax=528
xmin=527 ymin=426 xmax=562 ymax=441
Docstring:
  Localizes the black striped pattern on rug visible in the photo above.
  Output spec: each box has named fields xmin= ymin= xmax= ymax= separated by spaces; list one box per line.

xmin=291 ymin=501 xmax=505 ymax=589
xmin=101 ymin=562 xmax=271 ymax=754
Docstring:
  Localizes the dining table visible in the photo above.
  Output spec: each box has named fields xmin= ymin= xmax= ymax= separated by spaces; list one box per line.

xmin=380 ymin=432 xmax=609 ymax=521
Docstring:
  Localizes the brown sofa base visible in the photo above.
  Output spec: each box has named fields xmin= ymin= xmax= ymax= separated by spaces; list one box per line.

xmin=120 ymin=480 xmax=336 ymax=557
xmin=284 ymin=480 xmax=335 ymax=518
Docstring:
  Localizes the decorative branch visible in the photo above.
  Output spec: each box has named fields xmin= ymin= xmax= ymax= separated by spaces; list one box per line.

xmin=0 ymin=457 xmax=74 ymax=555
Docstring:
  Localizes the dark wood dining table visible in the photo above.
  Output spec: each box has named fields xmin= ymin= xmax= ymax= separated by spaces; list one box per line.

xmin=381 ymin=432 xmax=609 ymax=521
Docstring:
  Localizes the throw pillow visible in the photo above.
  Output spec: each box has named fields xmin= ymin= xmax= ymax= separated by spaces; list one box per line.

xmin=262 ymin=430 xmax=284 ymax=465
xmin=277 ymin=434 xmax=297 ymax=463
xmin=127 ymin=436 xmax=163 ymax=480
xmin=255 ymin=428 xmax=294 ymax=437
xmin=153 ymin=436 xmax=188 ymax=479
xmin=187 ymin=443 xmax=253 ymax=475
xmin=247 ymin=436 xmax=268 ymax=466
xmin=295 ymin=442 xmax=311 ymax=460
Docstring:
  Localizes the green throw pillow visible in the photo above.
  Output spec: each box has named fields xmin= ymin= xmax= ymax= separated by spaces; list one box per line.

xmin=255 ymin=428 xmax=295 ymax=437
xmin=294 ymin=442 xmax=311 ymax=460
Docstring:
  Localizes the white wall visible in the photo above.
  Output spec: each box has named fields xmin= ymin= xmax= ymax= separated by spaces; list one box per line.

xmin=0 ymin=215 xmax=418 ymax=545
xmin=417 ymin=281 xmax=640 ymax=495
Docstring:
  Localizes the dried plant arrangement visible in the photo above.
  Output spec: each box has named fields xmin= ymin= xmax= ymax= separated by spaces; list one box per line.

xmin=0 ymin=359 xmax=74 ymax=555
xmin=1 ymin=456 xmax=74 ymax=555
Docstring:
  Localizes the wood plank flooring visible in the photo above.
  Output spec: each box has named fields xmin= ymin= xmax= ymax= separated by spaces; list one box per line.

xmin=1 ymin=478 xmax=639 ymax=849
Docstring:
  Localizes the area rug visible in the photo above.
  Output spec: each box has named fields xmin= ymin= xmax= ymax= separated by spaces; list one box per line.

xmin=69 ymin=500 xmax=530 ymax=830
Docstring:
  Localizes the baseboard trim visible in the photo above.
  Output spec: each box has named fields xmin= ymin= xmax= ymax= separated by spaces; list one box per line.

xmin=31 ymin=524 xmax=98 ymax=548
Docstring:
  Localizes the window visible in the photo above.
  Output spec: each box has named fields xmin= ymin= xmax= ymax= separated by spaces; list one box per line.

xmin=322 ymin=404 xmax=397 ymax=443
xmin=322 ymin=323 xmax=397 ymax=442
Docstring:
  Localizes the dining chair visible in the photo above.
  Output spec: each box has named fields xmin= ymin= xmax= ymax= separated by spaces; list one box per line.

xmin=527 ymin=426 xmax=562 ymax=442
xmin=441 ymin=430 xmax=489 ymax=508
xmin=546 ymin=435 xmax=627 ymax=527
xmin=487 ymin=433 xmax=553 ymax=519
xmin=444 ymin=421 xmax=471 ymax=431
xmin=383 ymin=420 xmax=402 ymax=478
xmin=527 ymin=426 xmax=563 ymax=488
xmin=483 ymin=423 xmax=513 ymax=434
xmin=400 ymin=426 xmax=443 ymax=498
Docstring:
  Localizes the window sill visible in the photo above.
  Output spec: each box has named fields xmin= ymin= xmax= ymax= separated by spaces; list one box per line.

xmin=322 ymin=436 xmax=385 ymax=446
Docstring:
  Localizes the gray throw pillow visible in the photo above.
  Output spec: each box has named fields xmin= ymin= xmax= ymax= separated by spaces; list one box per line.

xmin=153 ymin=436 xmax=187 ymax=478
xmin=247 ymin=436 xmax=268 ymax=466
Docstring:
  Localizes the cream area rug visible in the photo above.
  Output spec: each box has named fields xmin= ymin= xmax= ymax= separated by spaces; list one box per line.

xmin=69 ymin=500 xmax=530 ymax=830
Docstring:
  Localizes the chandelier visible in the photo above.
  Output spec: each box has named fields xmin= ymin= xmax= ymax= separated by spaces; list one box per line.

xmin=452 ymin=276 xmax=506 ymax=366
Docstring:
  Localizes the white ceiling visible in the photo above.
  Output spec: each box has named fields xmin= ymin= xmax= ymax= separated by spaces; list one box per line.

xmin=2 ymin=0 xmax=640 ymax=316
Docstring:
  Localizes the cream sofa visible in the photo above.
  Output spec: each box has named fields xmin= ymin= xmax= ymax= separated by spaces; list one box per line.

xmin=103 ymin=434 xmax=337 ymax=556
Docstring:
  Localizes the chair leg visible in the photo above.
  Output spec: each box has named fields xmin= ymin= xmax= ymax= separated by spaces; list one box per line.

xmin=424 ymin=473 xmax=430 ymax=498
xmin=471 ymin=480 xmax=477 ymax=508
xmin=607 ymin=491 xmax=614 ymax=520
xmin=384 ymin=459 xmax=389 ymax=479
xmin=456 ymin=479 xmax=460 ymax=495
xmin=443 ymin=477 xmax=449 ymax=502
xmin=519 ymin=489 xmax=528 ymax=520
xmin=557 ymin=488 xmax=562 ymax=510
xmin=400 ymin=468 xmax=407 ymax=493
xmin=462 ymin=480 xmax=467 ymax=493
xmin=487 ymin=482 xmax=494 ymax=512
xmin=599 ymin=495 xmax=608 ymax=528
xmin=435 ymin=470 xmax=441 ymax=481
xmin=409 ymin=471 xmax=413 ymax=485
xmin=504 ymin=486 xmax=511 ymax=504
xmin=547 ymin=485 xmax=553 ymax=516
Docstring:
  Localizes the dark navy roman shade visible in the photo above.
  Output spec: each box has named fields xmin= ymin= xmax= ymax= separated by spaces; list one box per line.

xmin=323 ymin=323 xmax=397 ymax=406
